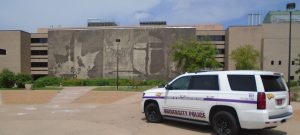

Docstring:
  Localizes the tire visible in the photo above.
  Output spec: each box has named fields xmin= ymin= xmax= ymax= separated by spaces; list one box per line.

xmin=212 ymin=111 xmax=240 ymax=135
xmin=145 ymin=103 xmax=162 ymax=123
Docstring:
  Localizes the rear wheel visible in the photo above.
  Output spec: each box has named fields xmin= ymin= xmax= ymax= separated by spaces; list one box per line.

xmin=145 ymin=103 xmax=162 ymax=123
xmin=212 ymin=111 xmax=240 ymax=135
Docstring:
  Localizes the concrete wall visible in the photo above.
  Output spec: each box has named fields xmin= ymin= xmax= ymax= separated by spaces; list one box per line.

xmin=48 ymin=27 xmax=195 ymax=79
xmin=0 ymin=31 xmax=30 ymax=73
xmin=262 ymin=23 xmax=300 ymax=81
xmin=226 ymin=26 xmax=263 ymax=70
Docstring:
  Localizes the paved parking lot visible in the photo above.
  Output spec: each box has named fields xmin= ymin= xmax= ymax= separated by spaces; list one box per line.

xmin=0 ymin=89 xmax=299 ymax=135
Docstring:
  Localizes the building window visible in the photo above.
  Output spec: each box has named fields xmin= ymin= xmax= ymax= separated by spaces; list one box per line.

xmin=292 ymin=61 xmax=295 ymax=65
xmin=217 ymin=49 xmax=225 ymax=55
xmin=278 ymin=61 xmax=281 ymax=65
xmin=0 ymin=49 xmax=6 ymax=55
xmin=271 ymin=61 xmax=274 ymax=65
xmin=290 ymin=76 xmax=294 ymax=80
xmin=31 ymin=50 xmax=48 ymax=55
xmin=31 ymin=62 xmax=48 ymax=67
xmin=31 ymin=38 xmax=48 ymax=43
xmin=197 ymin=35 xmax=225 ymax=41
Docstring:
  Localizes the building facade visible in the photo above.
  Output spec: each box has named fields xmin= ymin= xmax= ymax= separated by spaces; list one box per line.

xmin=0 ymin=30 xmax=31 ymax=74
xmin=48 ymin=27 xmax=195 ymax=80
xmin=0 ymin=10 xmax=299 ymax=81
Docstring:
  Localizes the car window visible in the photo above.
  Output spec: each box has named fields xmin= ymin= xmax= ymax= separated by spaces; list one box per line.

xmin=169 ymin=76 xmax=191 ymax=90
xmin=189 ymin=75 xmax=219 ymax=90
xmin=261 ymin=75 xmax=286 ymax=92
xmin=228 ymin=75 xmax=257 ymax=92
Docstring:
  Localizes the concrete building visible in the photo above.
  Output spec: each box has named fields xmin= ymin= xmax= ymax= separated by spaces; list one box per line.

xmin=196 ymin=25 xmax=226 ymax=69
xmin=226 ymin=11 xmax=300 ymax=81
xmin=0 ymin=10 xmax=299 ymax=81
xmin=0 ymin=30 xmax=31 ymax=74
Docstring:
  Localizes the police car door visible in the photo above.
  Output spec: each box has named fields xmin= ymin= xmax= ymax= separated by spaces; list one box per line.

xmin=184 ymin=75 xmax=219 ymax=121
xmin=163 ymin=76 xmax=192 ymax=119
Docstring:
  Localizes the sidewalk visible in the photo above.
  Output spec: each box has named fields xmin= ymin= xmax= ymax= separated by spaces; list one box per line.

xmin=49 ymin=87 xmax=95 ymax=104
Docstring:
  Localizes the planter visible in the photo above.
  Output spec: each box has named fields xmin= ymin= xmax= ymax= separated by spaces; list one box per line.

xmin=25 ymin=84 xmax=32 ymax=90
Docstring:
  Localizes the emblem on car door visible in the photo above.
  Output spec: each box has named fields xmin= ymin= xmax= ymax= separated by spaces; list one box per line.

xmin=156 ymin=93 xmax=162 ymax=97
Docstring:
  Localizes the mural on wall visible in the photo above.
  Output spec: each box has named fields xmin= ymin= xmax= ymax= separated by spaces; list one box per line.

xmin=50 ymin=33 xmax=100 ymax=79
xmin=48 ymin=28 xmax=195 ymax=80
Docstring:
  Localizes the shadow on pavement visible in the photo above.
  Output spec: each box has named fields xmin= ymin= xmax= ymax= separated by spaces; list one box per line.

xmin=143 ymin=118 xmax=287 ymax=135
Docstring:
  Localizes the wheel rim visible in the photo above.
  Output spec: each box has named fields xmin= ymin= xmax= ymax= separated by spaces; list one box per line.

xmin=216 ymin=117 xmax=231 ymax=135
xmin=146 ymin=106 xmax=158 ymax=121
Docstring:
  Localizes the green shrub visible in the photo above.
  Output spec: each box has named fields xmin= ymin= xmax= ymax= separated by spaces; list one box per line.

xmin=33 ymin=76 xmax=62 ymax=88
xmin=15 ymin=73 xmax=33 ymax=88
xmin=62 ymin=79 xmax=82 ymax=86
xmin=0 ymin=69 xmax=16 ymax=88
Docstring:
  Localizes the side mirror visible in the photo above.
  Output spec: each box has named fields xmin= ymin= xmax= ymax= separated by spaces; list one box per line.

xmin=165 ymin=84 xmax=172 ymax=90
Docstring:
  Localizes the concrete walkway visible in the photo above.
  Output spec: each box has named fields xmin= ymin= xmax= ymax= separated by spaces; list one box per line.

xmin=49 ymin=87 xmax=95 ymax=104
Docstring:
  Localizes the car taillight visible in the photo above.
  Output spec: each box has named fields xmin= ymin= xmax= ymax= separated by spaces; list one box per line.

xmin=257 ymin=92 xmax=266 ymax=110
xmin=289 ymin=91 xmax=291 ymax=105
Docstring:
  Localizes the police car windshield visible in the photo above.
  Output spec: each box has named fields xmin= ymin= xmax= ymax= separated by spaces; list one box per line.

xmin=261 ymin=75 xmax=287 ymax=92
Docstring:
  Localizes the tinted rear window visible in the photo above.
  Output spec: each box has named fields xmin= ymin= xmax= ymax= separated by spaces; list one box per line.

xmin=228 ymin=75 xmax=257 ymax=92
xmin=261 ymin=75 xmax=286 ymax=92
xmin=189 ymin=75 xmax=219 ymax=90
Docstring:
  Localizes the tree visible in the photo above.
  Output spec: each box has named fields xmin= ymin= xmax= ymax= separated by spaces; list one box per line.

xmin=295 ymin=54 xmax=300 ymax=74
xmin=0 ymin=69 xmax=16 ymax=88
xmin=15 ymin=73 xmax=33 ymax=88
xmin=171 ymin=39 xmax=222 ymax=72
xmin=230 ymin=45 xmax=260 ymax=70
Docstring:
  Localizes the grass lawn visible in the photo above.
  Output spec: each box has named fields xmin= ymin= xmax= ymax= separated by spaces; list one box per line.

xmin=93 ymin=86 xmax=156 ymax=92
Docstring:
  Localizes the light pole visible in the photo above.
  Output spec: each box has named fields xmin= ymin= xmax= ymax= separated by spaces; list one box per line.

xmin=116 ymin=39 xmax=121 ymax=90
xmin=287 ymin=3 xmax=296 ymax=89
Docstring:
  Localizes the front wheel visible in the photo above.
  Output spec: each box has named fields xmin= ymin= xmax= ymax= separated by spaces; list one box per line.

xmin=144 ymin=103 xmax=162 ymax=123
xmin=212 ymin=111 xmax=240 ymax=135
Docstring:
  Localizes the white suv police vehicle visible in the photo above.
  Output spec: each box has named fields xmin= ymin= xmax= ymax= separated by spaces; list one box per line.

xmin=141 ymin=71 xmax=293 ymax=135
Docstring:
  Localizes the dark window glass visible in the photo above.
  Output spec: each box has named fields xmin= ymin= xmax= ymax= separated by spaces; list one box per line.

xmin=290 ymin=76 xmax=294 ymax=80
xmin=261 ymin=75 xmax=286 ymax=92
xmin=217 ymin=49 xmax=225 ymax=54
xmin=197 ymin=35 xmax=225 ymax=41
xmin=31 ymin=50 xmax=48 ymax=55
xmin=271 ymin=61 xmax=274 ymax=65
xmin=279 ymin=61 xmax=281 ymax=65
xmin=169 ymin=76 xmax=191 ymax=90
xmin=228 ymin=75 xmax=257 ymax=91
xmin=31 ymin=38 xmax=48 ymax=43
xmin=292 ymin=61 xmax=295 ymax=65
xmin=189 ymin=75 xmax=219 ymax=90
xmin=31 ymin=62 xmax=48 ymax=67
xmin=0 ymin=49 xmax=6 ymax=55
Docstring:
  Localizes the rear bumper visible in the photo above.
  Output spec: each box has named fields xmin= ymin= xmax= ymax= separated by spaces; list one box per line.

xmin=239 ymin=105 xmax=293 ymax=129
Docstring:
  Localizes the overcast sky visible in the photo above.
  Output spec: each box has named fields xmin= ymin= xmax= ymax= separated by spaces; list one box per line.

xmin=0 ymin=0 xmax=299 ymax=32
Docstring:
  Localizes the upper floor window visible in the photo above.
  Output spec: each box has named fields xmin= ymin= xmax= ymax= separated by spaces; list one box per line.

xmin=31 ymin=50 xmax=48 ymax=55
xmin=197 ymin=35 xmax=225 ymax=41
xmin=31 ymin=38 xmax=48 ymax=43
xmin=31 ymin=62 xmax=48 ymax=67
xmin=217 ymin=49 xmax=225 ymax=55
xmin=0 ymin=49 xmax=6 ymax=55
